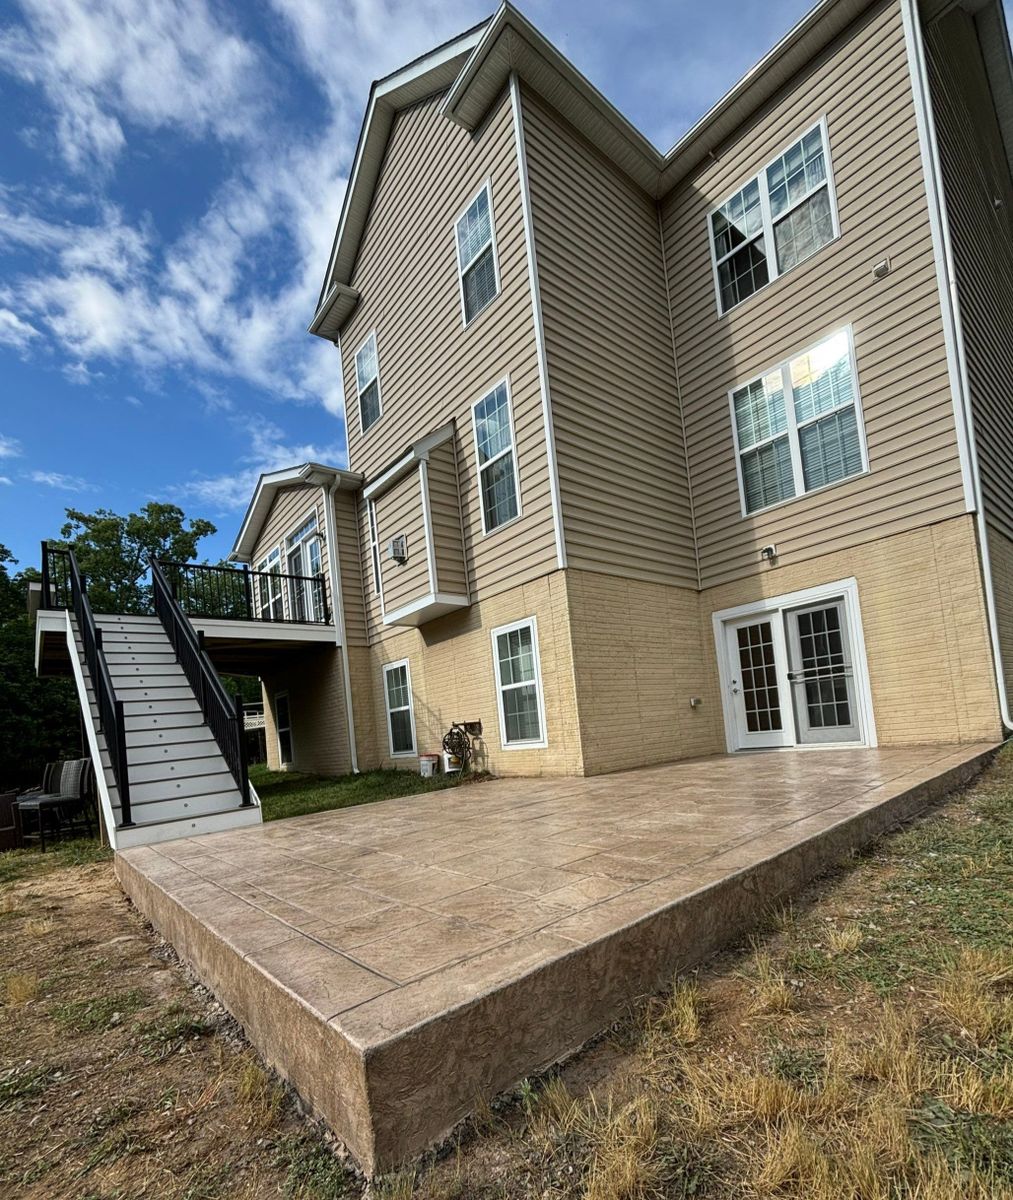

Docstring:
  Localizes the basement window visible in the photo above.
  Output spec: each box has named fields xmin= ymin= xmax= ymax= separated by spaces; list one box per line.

xmin=492 ymin=617 xmax=547 ymax=749
xmin=383 ymin=660 xmax=416 ymax=757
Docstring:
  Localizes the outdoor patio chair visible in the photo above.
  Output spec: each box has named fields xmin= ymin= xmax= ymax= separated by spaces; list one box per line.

xmin=16 ymin=758 xmax=96 ymax=850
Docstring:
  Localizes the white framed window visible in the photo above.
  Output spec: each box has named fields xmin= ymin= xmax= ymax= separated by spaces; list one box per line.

xmin=491 ymin=616 xmax=547 ymax=749
xmin=455 ymin=181 xmax=500 ymax=325
xmin=471 ymin=378 xmax=520 ymax=534
xmin=355 ymin=331 xmax=382 ymax=434
xmin=383 ymin=660 xmax=416 ymax=757
xmin=285 ymin=513 xmax=323 ymax=621
xmin=708 ymin=117 xmax=840 ymax=314
xmin=275 ymin=691 xmax=293 ymax=765
xmin=256 ymin=547 xmax=284 ymax=621
xmin=729 ymin=327 xmax=868 ymax=517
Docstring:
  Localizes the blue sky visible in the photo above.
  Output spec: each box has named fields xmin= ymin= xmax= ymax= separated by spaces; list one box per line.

xmin=1 ymin=0 xmax=1009 ymax=569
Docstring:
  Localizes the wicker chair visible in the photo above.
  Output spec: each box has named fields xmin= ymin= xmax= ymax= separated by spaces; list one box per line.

xmin=16 ymin=759 xmax=96 ymax=850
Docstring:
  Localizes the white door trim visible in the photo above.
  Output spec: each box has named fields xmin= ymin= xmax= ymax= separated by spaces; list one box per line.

xmin=712 ymin=576 xmax=878 ymax=753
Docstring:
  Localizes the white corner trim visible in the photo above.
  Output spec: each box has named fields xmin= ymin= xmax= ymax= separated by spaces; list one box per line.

xmin=418 ymin=457 xmax=438 ymax=594
xmin=509 ymin=70 xmax=566 ymax=571
xmin=900 ymin=0 xmax=1012 ymax=732
xmin=711 ymin=577 xmax=877 ymax=754
xmin=325 ymin=482 xmax=359 ymax=773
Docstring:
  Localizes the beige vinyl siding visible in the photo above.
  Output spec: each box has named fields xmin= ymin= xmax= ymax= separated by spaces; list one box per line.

xmin=340 ymin=88 xmax=556 ymax=625
xmin=925 ymin=8 xmax=1013 ymax=543
xmin=522 ymin=88 xmax=697 ymax=589
xmin=375 ymin=469 xmax=430 ymax=615
xmin=332 ymin=489 xmax=367 ymax=647
xmin=249 ymin=484 xmax=329 ymax=617
xmin=662 ymin=0 xmax=967 ymax=589
xmin=427 ymin=437 xmax=469 ymax=596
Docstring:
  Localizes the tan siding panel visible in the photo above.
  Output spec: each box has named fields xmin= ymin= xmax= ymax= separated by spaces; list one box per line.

xmin=340 ymin=89 xmax=556 ymax=629
xmin=375 ymin=469 xmax=430 ymax=614
xmin=332 ymin=490 xmax=367 ymax=647
xmin=925 ymin=9 xmax=1013 ymax=543
xmin=661 ymin=0 xmax=966 ymax=589
xmin=522 ymin=88 xmax=697 ymax=588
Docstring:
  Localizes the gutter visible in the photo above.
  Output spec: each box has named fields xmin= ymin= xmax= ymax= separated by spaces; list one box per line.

xmin=323 ymin=482 xmax=360 ymax=772
xmin=901 ymin=0 xmax=1013 ymax=733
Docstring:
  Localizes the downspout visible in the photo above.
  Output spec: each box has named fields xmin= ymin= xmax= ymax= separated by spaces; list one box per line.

xmin=323 ymin=482 xmax=360 ymax=772
xmin=901 ymin=0 xmax=1013 ymax=733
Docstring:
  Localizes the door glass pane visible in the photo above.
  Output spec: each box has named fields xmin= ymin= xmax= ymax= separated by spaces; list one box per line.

xmin=736 ymin=622 xmax=783 ymax=732
xmin=796 ymin=607 xmax=851 ymax=728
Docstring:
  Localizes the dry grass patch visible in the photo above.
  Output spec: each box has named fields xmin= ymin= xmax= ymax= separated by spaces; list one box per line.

xmin=749 ymin=950 xmax=798 ymax=1015
xmin=825 ymin=921 xmax=863 ymax=955
xmin=934 ymin=948 xmax=1013 ymax=1047
xmin=4 ymin=971 xmax=38 ymax=1005
xmin=234 ymin=1056 xmax=285 ymax=1130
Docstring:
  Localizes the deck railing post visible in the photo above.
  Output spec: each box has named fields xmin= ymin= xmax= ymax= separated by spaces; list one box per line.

xmin=40 ymin=540 xmax=50 ymax=609
xmin=242 ymin=564 xmax=253 ymax=620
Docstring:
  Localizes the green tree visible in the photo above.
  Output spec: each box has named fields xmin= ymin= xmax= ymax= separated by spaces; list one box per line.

xmin=56 ymin=503 xmax=217 ymax=614
xmin=0 ymin=545 xmax=81 ymax=790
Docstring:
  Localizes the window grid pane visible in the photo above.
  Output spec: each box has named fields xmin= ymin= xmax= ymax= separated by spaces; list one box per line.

xmin=741 ymin=435 xmax=795 ymax=512
xmin=474 ymin=384 xmax=511 ymax=464
xmin=385 ymin=665 xmax=409 ymax=710
xmin=359 ymin=380 xmax=381 ymax=431
xmin=497 ymin=626 xmax=535 ymax=685
xmin=773 ymin=187 xmax=834 ymax=273
xmin=733 ymin=371 xmax=786 ymax=449
xmin=389 ymin=710 xmax=414 ymax=754
xmin=766 ymin=127 xmax=827 ymax=217
xmin=462 ymin=246 xmax=497 ymax=322
xmin=790 ymin=332 xmax=854 ymax=423
xmin=503 ymin=684 xmax=541 ymax=743
xmin=717 ymin=239 xmax=769 ymax=310
xmin=711 ymin=178 xmax=763 ymax=259
xmin=457 ymin=188 xmax=491 ymax=269
xmin=799 ymin=407 xmax=863 ymax=491
xmin=355 ymin=336 xmax=377 ymax=392
xmin=481 ymin=453 xmax=519 ymax=530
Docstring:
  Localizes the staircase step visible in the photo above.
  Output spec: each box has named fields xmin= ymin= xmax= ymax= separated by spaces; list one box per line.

xmin=124 ymin=711 xmax=205 ymax=732
xmin=123 ymin=697 xmax=202 ymax=719
xmin=129 ymin=768 xmax=238 ymax=803
xmin=125 ymin=724 xmax=215 ymax=749
xmin=108 ymin=664 xmax=186 ymax=682
xmin=113 ymin=804 xmax=261 ymax=848
xmin=98 ymin=631 xmax=172 ymax=646
xmin=96 ymin=614 xmax=162 ymax=626
xmin=116 ymin=683 xmax=196 ymax=703
xmin=124 ymin=738 xmax=220 ymax=765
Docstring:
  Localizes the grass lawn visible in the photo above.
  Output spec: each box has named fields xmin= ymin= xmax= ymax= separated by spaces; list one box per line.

xmin=249 ymin=762 xmax=466 ymax=822
xmin=0 ymin=747 xmax=1009 ymax=1198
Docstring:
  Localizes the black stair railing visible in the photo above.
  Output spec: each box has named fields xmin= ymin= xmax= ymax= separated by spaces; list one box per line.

xmin=150 ymin=556 xmax=251 ymax=807
xmin=42 ymin=541 xmax=133 ymax=827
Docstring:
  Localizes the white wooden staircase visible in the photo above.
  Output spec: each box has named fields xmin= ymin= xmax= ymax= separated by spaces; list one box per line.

xmin=44 ymin=546 xmax=262 ymax=850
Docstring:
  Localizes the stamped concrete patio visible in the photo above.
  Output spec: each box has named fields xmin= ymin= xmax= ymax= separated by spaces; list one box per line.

xmin=115 ymin=743 xmax=996 ymax=1173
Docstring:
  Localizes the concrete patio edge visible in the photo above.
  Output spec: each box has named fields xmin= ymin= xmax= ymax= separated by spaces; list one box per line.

xmin=114 ymin=743 xmax=998 ymax=1174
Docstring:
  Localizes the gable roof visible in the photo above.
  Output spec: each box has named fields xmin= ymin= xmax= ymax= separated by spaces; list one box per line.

xmin=309 ymin=0 xmax=1013 ymax=340
xmin=229 ymin=462 xmax=362 ymax=563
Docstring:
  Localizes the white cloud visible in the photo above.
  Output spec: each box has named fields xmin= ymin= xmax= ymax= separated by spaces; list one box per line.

xmin=0 ymin=434 xmax=23 ymax=459
xmin=125 ymin=395 xmax=142 ymax=408
xmin=170 ymin=418 xmax=345 ymax=514
xmin=0 ymin=307 xmax=39 ymax=350
xmin=27 ymin=469 xmax=93 ymax=491
xmin=0 ymin=0 xmax=264 ymax=170
xmin=0 ymin=476 xmax=12 ymax=486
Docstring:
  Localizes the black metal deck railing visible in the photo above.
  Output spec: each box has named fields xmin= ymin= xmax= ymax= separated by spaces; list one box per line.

xmin=160 ymin=560 xmax=330 ymax=625
xmin=151 ymin=557 xmax=251 ymax=807
xmin=41 ymin=542 xmax=133 ymax=827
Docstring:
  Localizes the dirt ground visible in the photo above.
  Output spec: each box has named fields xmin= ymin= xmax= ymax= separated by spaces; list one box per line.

xmin=1 ymin=749 xmax=1011 ymax=1200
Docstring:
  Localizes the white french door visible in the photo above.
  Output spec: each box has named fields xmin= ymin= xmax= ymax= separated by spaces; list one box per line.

xmin=716 ymin=581 xmax=874 ymax=752
xmin=724 ymin=615 xmax=794 ymax=749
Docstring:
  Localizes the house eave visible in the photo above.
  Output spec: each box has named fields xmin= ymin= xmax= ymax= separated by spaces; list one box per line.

xmin=229 ymin=462 xmax=364 ymax=563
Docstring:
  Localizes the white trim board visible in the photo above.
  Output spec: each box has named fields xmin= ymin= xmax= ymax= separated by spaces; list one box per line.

xmin=711 ymin=576 xmax=877 ymax=754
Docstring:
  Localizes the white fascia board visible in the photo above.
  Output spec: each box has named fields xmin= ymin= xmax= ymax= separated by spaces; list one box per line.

xmin=362 ymin=421 xmax=456 ymax=501
xmin=229 ymin=462 xmax=363 ymax=562
xmin=316 ymin=24 xmax=488 ymax=313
